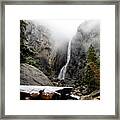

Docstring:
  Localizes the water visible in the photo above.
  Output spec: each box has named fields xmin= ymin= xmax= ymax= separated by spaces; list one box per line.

xmin=58 ymin=39 xmax=72 ymax=80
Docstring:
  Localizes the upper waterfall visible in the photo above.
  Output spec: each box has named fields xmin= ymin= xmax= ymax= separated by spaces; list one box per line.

xmin=58 ymin=39 xmax=72 ymax=80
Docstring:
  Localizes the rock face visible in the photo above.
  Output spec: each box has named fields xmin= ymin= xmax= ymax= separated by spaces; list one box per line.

xmin=65 ymin=20 xmax=100 ymax=87
xmin=20 ymin=20 xmax=53 ymax=77
xmin=50 ymin=43 xmax=68 ymax=78
xmin=20 ymin=63 xmax=53 ymax=86
xmin=20 ymin=20 xmax=68 ymax=79
xmin=26 ymin=21 xmax=52 ymax=59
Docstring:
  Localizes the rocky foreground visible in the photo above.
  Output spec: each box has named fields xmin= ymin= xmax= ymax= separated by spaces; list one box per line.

xmin=20 ymin=85 xmax=100 ymax=100
xmin=20 ymin=85 xmax=79 ymax=100
xmin=20 ymin=63 xmax=100 ymax=100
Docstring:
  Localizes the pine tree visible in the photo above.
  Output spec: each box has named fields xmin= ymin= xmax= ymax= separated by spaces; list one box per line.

xmin=83 ymin=44 xmax=100 ymax=94
xmin=87 ymin=45 xmax=97 ymax=64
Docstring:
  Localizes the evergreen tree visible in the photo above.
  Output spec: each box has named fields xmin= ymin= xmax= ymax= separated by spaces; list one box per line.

xmin=83 ymin=44 xmax=100 ymax=94
xmin=87 ymin=44 xmax=97 ymax=64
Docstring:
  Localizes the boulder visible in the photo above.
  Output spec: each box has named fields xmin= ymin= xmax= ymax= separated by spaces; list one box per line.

xmin=20 ymin=63 xmax=53 ymax=86
xmin=81 ymin=90 xmax=100 ymax=100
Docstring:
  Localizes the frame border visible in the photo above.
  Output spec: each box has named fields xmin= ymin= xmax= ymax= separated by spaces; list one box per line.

xmin=0 ymin=0 xmax=119 ymax=119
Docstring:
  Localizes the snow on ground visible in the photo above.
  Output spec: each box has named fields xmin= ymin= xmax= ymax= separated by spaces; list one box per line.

xmin=70 ymin=94 xmax=80 ymax=100
xmin=20 ymin=85 xmax=72 ymax=94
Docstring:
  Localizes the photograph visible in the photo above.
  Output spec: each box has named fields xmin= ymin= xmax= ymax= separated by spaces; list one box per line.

xmin=2 ymin=1 xmax=117 ymax=117
xmin=20 ymin=20 xmax=100 ymax=100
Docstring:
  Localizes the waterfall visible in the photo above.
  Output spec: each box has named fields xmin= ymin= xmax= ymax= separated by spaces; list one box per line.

xmin=58 ymin=39 xmax=72 ymax=80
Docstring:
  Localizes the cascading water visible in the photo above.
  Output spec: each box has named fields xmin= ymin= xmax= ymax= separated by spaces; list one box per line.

xmin=58 ymin=39 xmax=72 ymax=80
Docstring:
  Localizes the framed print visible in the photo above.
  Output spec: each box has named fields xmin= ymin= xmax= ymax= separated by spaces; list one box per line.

xmin=0 ymin=0 xmax=119 ymax=119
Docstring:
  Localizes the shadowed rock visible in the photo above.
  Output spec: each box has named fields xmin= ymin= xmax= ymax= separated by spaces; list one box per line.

xmin=20 ymin=85 xmax=80 ymax=100
xmin=20 ymin=63 xmax=53 ymax=86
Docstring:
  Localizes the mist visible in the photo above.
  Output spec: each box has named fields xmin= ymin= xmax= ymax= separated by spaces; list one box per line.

xmin=33 ymin=20 xmax=84 ymax=49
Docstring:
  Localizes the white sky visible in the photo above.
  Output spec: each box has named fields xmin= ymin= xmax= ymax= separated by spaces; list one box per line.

xmin=33 ymin=20 xmax=84 ymax=47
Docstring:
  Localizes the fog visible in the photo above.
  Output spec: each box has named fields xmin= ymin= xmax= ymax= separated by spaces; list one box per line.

xmin=78 ymin=20 xmax=100 ymax=33
xmin=33 ymin=20 xmax=84 ymax=48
